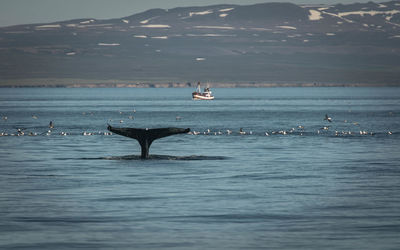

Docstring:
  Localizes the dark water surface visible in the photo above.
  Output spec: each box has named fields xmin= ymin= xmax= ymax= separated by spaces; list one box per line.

xmin=1 ymin=87 xmax=399 ymax=249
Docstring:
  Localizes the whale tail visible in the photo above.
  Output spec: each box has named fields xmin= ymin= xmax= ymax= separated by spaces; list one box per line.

xmin=107 ymin=125 xmax=190 ymax=159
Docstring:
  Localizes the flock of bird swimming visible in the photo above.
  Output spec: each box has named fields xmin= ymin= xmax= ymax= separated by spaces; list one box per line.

xmin=0 ymin=113 xmax=394 ymax=137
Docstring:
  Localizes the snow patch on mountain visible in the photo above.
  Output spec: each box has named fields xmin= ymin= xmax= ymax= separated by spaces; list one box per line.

xmin=186 ymin=33 xmax=236 ymax=37
xmin=189 ymin=10 xmax=213 ymax=17
xmin=322 ymin=11 xmax=354 ymax=23
xmin=80 ymin=20 xmax=95 ymax=24
xmin=219 ymin=8 xmax=234 ymax=12
xmin=193 ymin=25 xmax=235 ymax=30
xmin=35 ymin=24 xmax=61 ymax=29
xmin=276 ymin=26 xmax=297 ymax=30
xmin=140 ymin=24 xmax=170 ymax=28
xmin=98 ymin=43 xmax=120 ymax=46
xmin=337 ymin=10 xmax=400 ymax=17
xmin=151 ymin=36 xmax=168 ymax=39
xmin=309 ymin=10 xmax=323 ymax=21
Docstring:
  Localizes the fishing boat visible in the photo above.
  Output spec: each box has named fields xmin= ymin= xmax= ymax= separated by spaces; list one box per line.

xmin=192 ymin=82 xmax=214 ymax=100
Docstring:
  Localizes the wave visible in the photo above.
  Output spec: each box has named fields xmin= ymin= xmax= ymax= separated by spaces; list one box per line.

xmin=80 ymin=154 xmax=228 ymax=161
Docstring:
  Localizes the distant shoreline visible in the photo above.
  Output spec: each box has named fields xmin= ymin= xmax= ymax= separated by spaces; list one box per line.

xmin=0 ymin=79 xmax=399 ymax=88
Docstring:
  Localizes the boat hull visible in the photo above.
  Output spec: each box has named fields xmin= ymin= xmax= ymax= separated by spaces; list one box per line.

xmin=192 ymin=94 xmax=214 ymax=100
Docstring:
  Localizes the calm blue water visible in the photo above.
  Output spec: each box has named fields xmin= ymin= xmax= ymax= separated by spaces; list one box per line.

xmin=0 ymin=87 xmax=399 ymax=249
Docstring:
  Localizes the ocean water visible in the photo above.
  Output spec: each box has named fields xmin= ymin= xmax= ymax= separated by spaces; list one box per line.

xmin=0 ymin=87 xmax=399 ymax=249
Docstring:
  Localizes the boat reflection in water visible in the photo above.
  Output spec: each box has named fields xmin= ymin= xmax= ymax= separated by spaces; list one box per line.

xmin=192 ymin=82 xmax=214 ymax=100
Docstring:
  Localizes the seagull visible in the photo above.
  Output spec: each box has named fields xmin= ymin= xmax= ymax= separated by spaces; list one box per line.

xmin=324 ymin=114 xmax=332 ymax=122
xmin=239 ymin=128 xmax=246 ymax=135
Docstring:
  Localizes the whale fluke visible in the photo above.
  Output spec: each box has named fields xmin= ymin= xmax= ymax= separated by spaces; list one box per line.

xmin=107 ymin=125 xmax=190 ymax=159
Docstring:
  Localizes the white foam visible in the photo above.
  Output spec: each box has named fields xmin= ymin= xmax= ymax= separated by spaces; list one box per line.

xmin=140 ymin=24 xmax=170 ymax=28
xmin=122 ymin=19 xmax=129 ymax=24
xmin=35 ymin=24 xmax=61 ymax=29
xmin=98 ymin=43 xmax=120 ymax=46
xmin=189 ymin=10 xmax=213 ymax=17
xmin=378 ymin=4 xmax=387 ymax=8
xmin=276 ymin=25 xmax=297 ymax=30
xmin=66 ymin=24 xmax=77 ymax=27
xmin=391 ymin=35 xmax=400 ymax=38
xmin=133 ymin=35 xmax=147 ymax=38
xmin=196 ymin=57 xmax=206 ymax=61
xmin=326 ymin=33 xmax=335 ymax=36
xmin=309 ymin=10 xmax=323 ymax=21
xmin=219 ymin=13 xmax=228 ymax=17
xmin=219 ymin=8 xmax=234 ymax=12
xmin=194 ymin=25 xmax=234 ymax=30
xmin=140 ymin=19 xmax=149 ymax=24
xmin=66 ymin=52 xmax=76 ymax=56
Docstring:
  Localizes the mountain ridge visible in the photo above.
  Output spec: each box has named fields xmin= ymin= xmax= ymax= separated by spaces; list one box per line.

xmin=1 ymin=1 xmax=399 ymax=87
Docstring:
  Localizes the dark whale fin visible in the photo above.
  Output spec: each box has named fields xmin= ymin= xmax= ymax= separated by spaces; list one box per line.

xmin=107 ymin=125 xmax=190 ymax=159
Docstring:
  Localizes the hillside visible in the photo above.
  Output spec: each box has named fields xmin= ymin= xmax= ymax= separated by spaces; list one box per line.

xmin=1 ymin=1 xmax=400 ymax=86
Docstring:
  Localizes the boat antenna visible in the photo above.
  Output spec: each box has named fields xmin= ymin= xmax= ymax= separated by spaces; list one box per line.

xmin=196 ymin=81 xmax=201 ymax=92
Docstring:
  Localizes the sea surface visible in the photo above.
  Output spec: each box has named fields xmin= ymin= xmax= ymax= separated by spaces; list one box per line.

xmin=0 ymin=87 xmax=399 ymax=249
